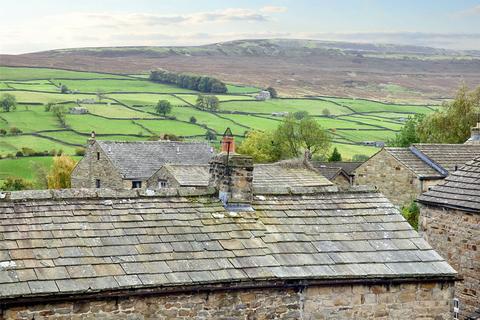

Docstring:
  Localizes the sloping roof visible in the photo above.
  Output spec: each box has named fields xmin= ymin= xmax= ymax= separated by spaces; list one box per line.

xmin=252 ymin=162 xmax=332 ymax=189
xmin=412 ymin=144 xmax=480 ymax=173
xmin=96 ymin=141 xmax=214 ymax=180
xmin=386 ymin=148 xmax=441 ymax=178
xmin=0 ymin=188 xmax=456 ymax=302
xmin=314 ymin=166 xmax=344 ymax=180
xmin=417 ymin=157 xmax=480 ymax=213
xmin=383 ymin=144 xmax=480 ymax=179
xmin=312 ymin=162 xmax=362 ymax=176
xmin=162 ymin=164 xmax=210 ymax=187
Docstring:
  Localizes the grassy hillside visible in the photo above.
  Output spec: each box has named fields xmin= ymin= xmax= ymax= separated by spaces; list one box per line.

xmin=0 ymin=66 xmax=438 ymax=185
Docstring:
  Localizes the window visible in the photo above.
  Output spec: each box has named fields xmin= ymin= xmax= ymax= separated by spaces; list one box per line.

xmin=158 ymin=179 xmax=167 ymax=188
xmin=96 ymin=152 xmax=100 ymax=160
xmin=95 ymin=179 xmax=101 ymax=188
xmin=453 ymin=298 xmax=459 ymax=320
xmin=132 ymin=181 xmax=142 ymax=189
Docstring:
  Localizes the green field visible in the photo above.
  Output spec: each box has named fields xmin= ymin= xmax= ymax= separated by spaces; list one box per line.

xmin=0 ymin=66 xmax=440 ymax=185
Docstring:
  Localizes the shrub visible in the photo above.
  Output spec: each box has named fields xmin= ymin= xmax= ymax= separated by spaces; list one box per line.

xmin=1 ymin=177 xmax=33 ymax=191
xmin=75 ymin=147 xmax=86 ymax=156
xmin=401 ymin=201 xmax=419 ymax=230
xmin=21 ymin=147 xmax=36 ymax=156
xmin=15 ymin=151 xmax=24 ymax=157
xmin=9 ymin=127 xmax=22 ymax=135
xmin=205 ymin=130 xmax=216 ymax=141
xmin=0 ymin=129 xmax=6 ymax=136
xmin=190 ymin=116 xmax=197 ymax=124
xmin=322 ymin=108 xmax=331 ymax=116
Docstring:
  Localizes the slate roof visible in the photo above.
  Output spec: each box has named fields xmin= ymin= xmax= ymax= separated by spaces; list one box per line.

xmin=159 ymin=162 xmax=332 ymax=189
xmin=0 ymin=187 xmax=456 ymax=302
xmin=96 ymin=141 xmax=214 ymax=180
xmin=162 ymin=164 xmax=210 ymax=187
xmin=312 ymin=162 xmax=362 ymax=176
xmin=383 ymin=144 xmax=480 ymax=179
xmin=412 ymin=144 xmax=480 ymax=173
xmin=417 ymin=157 xmax=480 ymax=213
xmin=386 ymin=148 xmax=440 ymax=178
xmin=252 ymin=163 xmax=332 ymax=189
xmin=313 ymin=166 xmax=344 ymax=180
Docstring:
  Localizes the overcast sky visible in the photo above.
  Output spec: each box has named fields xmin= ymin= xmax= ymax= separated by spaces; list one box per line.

xmin=1 ymin=0 xmax=480 ymax=54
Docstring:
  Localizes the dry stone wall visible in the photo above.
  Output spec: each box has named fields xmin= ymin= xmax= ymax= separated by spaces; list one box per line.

xmin=1 ymin=282 xmax=454 ymax=320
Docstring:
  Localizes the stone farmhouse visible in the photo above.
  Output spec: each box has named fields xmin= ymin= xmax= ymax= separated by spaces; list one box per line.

xmin=71 ymin=140 xmax=215 ymax=190
xmin=255 ymin=90 xmax=271 ymax=100
xmin=312 ymin=161 xmax=362 ymax=189
xmin=0 ymin=145 xmax=458 ymax=319
xmin=354 ymin=143 xmax=480 ymax=206
xmin=417 ymin=157 xmax=480 ymax=320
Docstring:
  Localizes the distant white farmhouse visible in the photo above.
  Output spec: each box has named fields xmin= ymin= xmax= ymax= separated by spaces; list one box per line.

xmin=255 ymin=90 xmax=271 ymax=101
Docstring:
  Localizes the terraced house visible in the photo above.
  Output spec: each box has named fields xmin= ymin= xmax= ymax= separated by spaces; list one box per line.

xmin=354 ymin=138 xmax=480 ymax=205
xmin=71 ymin=140 xmax=215 ymax=190
xmin=418 ymin=157 xmax=480 ymax=320
xmin=0 ymin=142 xmax=458 ymax=319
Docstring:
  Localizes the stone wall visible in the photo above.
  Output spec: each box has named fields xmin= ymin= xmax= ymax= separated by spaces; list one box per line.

xmin=1 ymin=281 xmax=454 ymax=320
xmin=146 ymin=167 xmax=179 ymax=189
xmin=420 ymin=204 xmax=480 ymax=319
xmin=354 ymin=149 xmax=421 ymax=206
xmin=71 ymin=141 xmax=125 ymax=190
xmin=332 ymin=174 xmax=351 ymax=190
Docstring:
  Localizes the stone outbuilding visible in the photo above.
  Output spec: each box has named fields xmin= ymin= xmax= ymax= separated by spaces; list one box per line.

xmin=71 ymin=140 xmax=215 ymax=190
xmin=0 ymin=148 xmax=458 ymax=319
xmin=312 ymin=161 xmax=362 ymax=189
xmin=354 ymin=144 xmax=480 ymax=206
xmin=417 ymin=157 xmax=480 ymax=320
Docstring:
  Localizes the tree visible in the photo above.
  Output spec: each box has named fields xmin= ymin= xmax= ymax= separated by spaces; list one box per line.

xmin=297 ymin=117 xmax=331 ymax=157
xmin=1 ymin=177 xmax=33 ymax=191
xmin=328 ymin=147 xmax=342 ymax=162
xmin=293 ymin=111 xmax=309 ymax=120
xmin=189 ymin=116 xmax=197 ymax=124
xmin=266 ymin=87 xmax=278 ymax=98
xmin=388 ymin=114 xmax=424 ymax=147
xmin=51 ymin=105 xmax=67 ymax=127
xmin=60 ymin=84 xmax=69 ymax=94
xmin=45 ymin=102 xmax=55 ymax=112
xmin=155 ymin=100 xmax=172 ymax=117
xmin=205 ymin=130 xmax=216 ymax=141
xmin=47 ymin=155 xmax=76 ymax=189
xmin=322 ymin=108 xmax=331 ymax=116
xmin=0 ymin=93 xmax=16 ymax=112
xmin=0 ymin=129 xmax=6 ymax=136
xmin=274 ymin=115 xmax=331 ymax=159
xmin=205 ymin=96 xmax=219 ymax=111
xmin=237 ymin=130 xmax=281 ymax=163
xmin=416 ymin=85 xmax=480 ymax=143
xmin=195 ymin=95 xmax=205 ymax=109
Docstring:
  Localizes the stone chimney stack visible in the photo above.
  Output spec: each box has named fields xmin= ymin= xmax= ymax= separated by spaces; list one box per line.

xmin=209 ymin=129 xmax=254 ymax=209
xmin=465 ymin=122 xmax=480 ymax=145
xmin=88 ymin=131 xmax=96 ymax=145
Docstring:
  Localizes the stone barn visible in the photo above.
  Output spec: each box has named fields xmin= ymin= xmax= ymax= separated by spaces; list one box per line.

xmin=0 ymin=146 xmax=458 ymax=319
xmin=417 ymin=157 xmax=480 ymax=319
xmin=354 ymin=144 xmax=480 ymax=206
xmin=71 ymin=140 xmax=214 ymax=190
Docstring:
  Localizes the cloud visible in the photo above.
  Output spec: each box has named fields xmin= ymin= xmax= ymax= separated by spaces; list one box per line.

xmin=261 ymin=6 xmax=288 ymax=13
xmin=454 ymin=4 xmax=480 ymax=17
